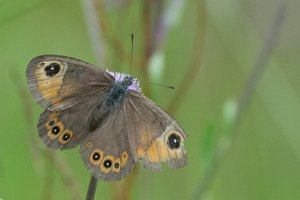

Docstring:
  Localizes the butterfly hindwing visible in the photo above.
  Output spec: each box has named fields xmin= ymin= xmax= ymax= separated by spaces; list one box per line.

xmin=38 ymin=98 xmax=100 ymax=149
xmin=80 ymin=107 xmax=136 ymax=181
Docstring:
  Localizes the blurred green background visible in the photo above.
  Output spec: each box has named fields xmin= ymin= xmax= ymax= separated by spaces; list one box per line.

xmin=0 ymin=0 xmax=299 ymax=199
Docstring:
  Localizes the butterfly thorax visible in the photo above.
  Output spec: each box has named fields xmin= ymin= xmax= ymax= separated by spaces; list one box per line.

xmin=105 ymin=76 xmax=133 ymax=108
xmin=88 ymin=71 xmax=141 ymax=131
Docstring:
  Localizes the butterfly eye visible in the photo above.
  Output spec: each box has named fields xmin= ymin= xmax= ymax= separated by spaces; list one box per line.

xmin=112 ymin=158 xmax=121 ymax=173
xmin=58 ymin=130 xmax=74 ymax=144
xmin=47 ymin=122 xmax=64 ymax=140
xmin=51 ymin=126 xmax=60 ymax=135
xmin=89 ymin=149 xmax=104 ymax=165
xmin=44 ymin=62 xmax=61 ymax=77
xmin=48 ymin=120 xmax=55 ymax=126
xmin=103 ymin=159 xmax=112 ymax=168
xmin=167 ymin=133 xmax=181 ymax=149
xmin=63 ymin=134 xmax=70 ymax=140
xmin=93 ymin=153 xmax=101 ymax=161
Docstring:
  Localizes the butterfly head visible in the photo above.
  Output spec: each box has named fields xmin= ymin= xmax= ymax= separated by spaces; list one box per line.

xmin=107 ymin=70 xmax=141 ymax=93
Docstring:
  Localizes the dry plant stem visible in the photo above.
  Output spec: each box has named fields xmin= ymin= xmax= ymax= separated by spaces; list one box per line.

xmin=54 ymin=153 xmax=83 ymax=200
xmin=153 ymin=0 xmax=185 ymax=50
xmin=167 ymin=0 xmax=207 ymax=114
xmin=193 ymin=3 xmax=286 ymax=200
xmin=112 ymin=1 xmax=156 ymax=199
xmin=112 ymin=165 xmax=139 ymax=200
xmin=152 ymin=0 xmax=163 ymax=50
xmin=86 ymin=176 xmax=98 ymax=200
xmin=11 ymin=73 xmax=82 ymax=200
xmin=235 ymin=2 xmax=286 ymax=127
xmin=82 ymin=0 xmax=105 ymax=66
xmin=41 ymin=151 xmax=55 ymax=200
xmin=140 ymin=0 xmax=153 ymax=96
xmin=96 ymin=2 xmax=143 ymax=68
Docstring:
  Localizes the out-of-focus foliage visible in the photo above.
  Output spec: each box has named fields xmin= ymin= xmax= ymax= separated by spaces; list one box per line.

xmin=0 ymin=0 xmax=299 ymax=200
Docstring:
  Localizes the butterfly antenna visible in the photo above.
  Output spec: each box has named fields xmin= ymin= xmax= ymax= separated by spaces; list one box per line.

xmin=129 ymin=34 xmax=174 ymax=90
xmin=130 ymin=33 xmax=134 ymax=75
xmin=140 ymin=80 xmax=176 ymax=90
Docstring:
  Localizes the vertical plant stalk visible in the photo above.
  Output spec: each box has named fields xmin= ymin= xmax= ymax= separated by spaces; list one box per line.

xmin=81 ymin=0 xmax=106 ymax=66
xmin=55 ymin=153 xmax=83 ymax=200
xmin=41 ymin=151 xmax=54 ymax=200
xmin=112 ymin=166 xmax=139 ymax=200
xmin=167 ymin=0 xmax=207 ymax=114
xmin=82 ymin=0 xmax=107 ymax=197
xmin=98 ymin=7 xmax=144 ymax=68
xmin=140 ymin=0 xmax=153 ymax=96
xmin=235 ymin=2 xmax=286 ymax=127
xmin=86 ymin=176 xmax=98 ymax=200
xmin=193 ymin=2 xmax=286 ymax=200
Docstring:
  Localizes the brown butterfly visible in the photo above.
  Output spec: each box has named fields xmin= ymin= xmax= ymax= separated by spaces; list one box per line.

xmin=26 ymin=55 xmax=187 ymax=181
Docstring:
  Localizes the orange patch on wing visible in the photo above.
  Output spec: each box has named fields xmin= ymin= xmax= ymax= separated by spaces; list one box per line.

xmin=58 ymin=129 xmax=74 ymax=144
xmin=49 ymin=111 xmax=60 ymax=119
xmin=137 ymin=131 xmax=155 ymax=159
xmin=37 ymin=79 xmax=62 ymax=103
xmin=34 ymin=61 xmax=64 ymax=103
xmin=139 ymin=131 xmax=153 ymax=146
xmin=121 ymin=151 xmax=128 ymax=168
xmin=146 ymin=137 xmax=171 ymax=163
xmin=137 ymin=147 xmax=146 ymax=159
xmin=145 ymin=131 xmax=185 ymax=163
xmin=86 ymin=142 xmax=93 ymax=148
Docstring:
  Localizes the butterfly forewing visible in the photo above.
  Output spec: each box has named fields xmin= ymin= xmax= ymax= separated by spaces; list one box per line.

xmin=124 ymin=90 xmax=187 ymax=170
xmin=26 ymin=55 xmax=113 ymax=111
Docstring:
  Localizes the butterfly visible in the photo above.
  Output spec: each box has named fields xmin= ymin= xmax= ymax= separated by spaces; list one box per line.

xmin=26 ymin=55 xmax=187 ymax=181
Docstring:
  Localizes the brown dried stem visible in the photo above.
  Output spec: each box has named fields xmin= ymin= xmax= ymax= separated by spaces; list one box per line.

xmin=86 ymin=176 xmax=98 ymax=200
xmin=82 ymin=0 xmax=106 ymax=66
xmin=96 ymin=1 xmax=143 ymax=69
xmin=167 ymin=0 xmax=207 ymax=114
